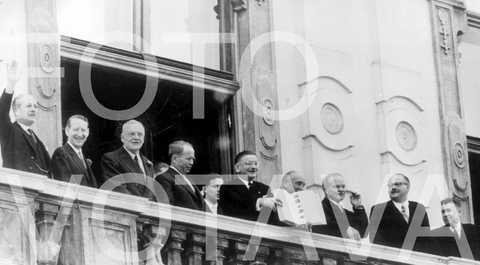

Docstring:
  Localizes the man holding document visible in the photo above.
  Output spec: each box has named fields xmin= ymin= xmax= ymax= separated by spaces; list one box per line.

xmin=311 ymin=173 xmax=368 ymax=240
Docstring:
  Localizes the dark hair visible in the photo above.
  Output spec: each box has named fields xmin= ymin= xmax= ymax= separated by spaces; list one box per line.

xmin=234 ymin=150 xmax=256 ymax=165
xmin=440 ymin=197 xmax=461 ymax=208
xmin=168 ymin=140 xmax=193 ymax=163
xmin=66 ymin=115 xmax=89 ymax=128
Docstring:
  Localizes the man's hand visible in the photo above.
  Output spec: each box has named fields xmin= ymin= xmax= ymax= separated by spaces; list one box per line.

xmin=6 ymin=60 xmax=20 ymax=93
xmin=349 ymin=191 xmax=363 ymax=208
xmin=346 ymin=226 xmax=361 ymax=241
xmin=259 ymin=197 xmax=282 ymax=209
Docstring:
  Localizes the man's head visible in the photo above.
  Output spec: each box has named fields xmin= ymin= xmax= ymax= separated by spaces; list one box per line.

xmin=281 ymin=170 xmax=306 ymax=193
xmin=169 ymin=140 xmax=195 ymax=175
xmin=65 ymin=115 xmax=89 ymax=149
xmin=234 ymin=150 xmax=258 ymax=180
xmin=441 ymin=197 xmax=462 ymax=227
xmin=388 ymin=173 xmax=410 ymax=203
xmin=12 ymin=94 xmax=38 ymax=126
xmin=203 ymin=175 xmax=224 ymax=204
xmin=322 ymin=173 xmax=346 ymax=203
xmin=121 ymin=120 xmax=145 ymax=153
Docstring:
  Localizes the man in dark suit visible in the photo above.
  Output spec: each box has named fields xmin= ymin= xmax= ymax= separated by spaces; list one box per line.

xmin=219 ymin=151 xmax=280 ymax=223
xmin=100 ymin=120 xmax=155 ymax=200
xmin=50 ymin=115 xmax=97 ymax=187
xmin=415 ymin=197 xmax=480 ymax=260
xmin=369 ymin=173 xmax=430 ymax=249
xmin=155 ymin=140 xmax=205 ymax=210
xmin=312 ymin=173 xmax=368 ymax=240
xmin=201 ymin=175 xmax=224 ymax=215
xmin=0 ymin=61 xmax=50 ymax=175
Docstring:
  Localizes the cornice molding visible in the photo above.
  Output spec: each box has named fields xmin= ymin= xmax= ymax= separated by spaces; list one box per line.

xmin=467 ymin=11 xmax=480 ymax=29
xmin=60 ymin=36 xmax=239 ymax=95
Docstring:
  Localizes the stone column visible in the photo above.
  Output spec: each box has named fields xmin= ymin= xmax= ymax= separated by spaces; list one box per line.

xmin=35 ymin=201 xmax=62 ymax=265
xmin=428 ymin=0 xmax=472 ymax=221
xmin=0 ymin=183 xmax=38 ymax=265
xmin=24 ymin=0 xmax=62 ymax=152
xmin=186 ymin=232 xmax=205 ymax=265
xmin=165 ymin=227 xmax=187 ymax=265
xmin=232 ymin=0 xmax=282 ymax=183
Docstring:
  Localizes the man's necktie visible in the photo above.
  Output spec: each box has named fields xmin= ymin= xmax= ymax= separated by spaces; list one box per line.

xmin=78 ymin=151 xmax=87 ymax=169
xmin=247 ymin=178 xmax=254 ymax=189
xmin=401 ymin=204 xmax=409 ymax=222
xmin=27 ymin=129 xmax=37 ymax=144
xmin=451 ymin=225 xmax=461 ymax=238
xmin=133 ymin=155 xmax=146 ymax=175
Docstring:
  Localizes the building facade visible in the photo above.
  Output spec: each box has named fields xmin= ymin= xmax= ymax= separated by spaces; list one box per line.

xmin=1 ymin=0 xmax=480 ymax=263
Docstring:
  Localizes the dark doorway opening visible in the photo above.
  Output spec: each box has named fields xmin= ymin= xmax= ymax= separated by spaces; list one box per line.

xmin=468 ymin=136 xmax=480 ymax=224
xmin=60 ymin=57 xmax=235 ymax=180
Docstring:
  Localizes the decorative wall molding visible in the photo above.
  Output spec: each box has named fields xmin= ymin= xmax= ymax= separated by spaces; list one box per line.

xmin=320 ymin=103 xmax=344 ymax=135
xmin=467 ymin=11 xmax=480 ymax=29
xmin=302 ymin=134 xmax=354 ymax=153
xmin=376 ymin=95 xmax=425 ymax=112
xmin=395 ymin=121 xmax=418 ymax=152
xmin=430 ymin=0 xmax=471 ymax=209
xmin=298 ymin=75 xmax=353 ymax=94
xmin=61 ymin=36 xmax=239 ymax=95
xmin=380 ymin=151 xmax=427 ymax=167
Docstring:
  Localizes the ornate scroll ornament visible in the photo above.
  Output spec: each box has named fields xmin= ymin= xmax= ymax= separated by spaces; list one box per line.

xmin=36 ymin=83 xmax=55 ymax=99
xmin=395 ymin=121 xmax=417 ymax=152
xmin=262 ymin=98 xmax=274 ymax=126
xmin=231 ymin=0 xmax=247 ymax=12
xmin=40 ymin=45 xmax=55 ymax=73
xmin=320 ymin=103 xmax=344 ymax=135
xmin=438 ymin=9 xmax=451 ymax=55
xmin=452 ymin=142 xmax=466 ymax=169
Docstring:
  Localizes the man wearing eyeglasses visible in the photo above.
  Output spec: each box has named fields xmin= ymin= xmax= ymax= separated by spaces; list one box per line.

xmin=369 ymin=173 xmax=430 ymax=249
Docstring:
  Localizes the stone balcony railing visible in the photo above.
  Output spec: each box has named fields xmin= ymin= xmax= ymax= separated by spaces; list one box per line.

xmin=0 ymin=167 xmax=478 ymax=265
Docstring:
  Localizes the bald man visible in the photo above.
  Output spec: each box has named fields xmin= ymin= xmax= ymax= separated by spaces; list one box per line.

xmin=0 ymin=61 xmax=50 ymax=175
xmin=280 ymin=170 xmax=306 ymax=193
xmin=100 ymin=120 xmax=155 ymax=200
xmin=311 ymin=173 xmax=368 ymax=240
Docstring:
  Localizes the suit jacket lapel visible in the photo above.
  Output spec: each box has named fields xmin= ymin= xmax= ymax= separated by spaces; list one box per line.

xmin=64 ymin=144 xmax=98 ymax=186
xmin=387 ymin=200 xmax=408 ymax=224
xmin=64 ymin=143 xmax=85 ymax=170
xmin=15 ymin=123 xmax=37 ymax=153
xmin=119 ymin=148 xmax=142 ymax=173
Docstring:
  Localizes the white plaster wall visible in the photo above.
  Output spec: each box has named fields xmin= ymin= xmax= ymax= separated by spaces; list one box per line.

xmin=0 ymin=0 xmax=29 ymax=167
xmin=272 ymin=0 xmax=447 ymax=227
xmin=459 ymin=40 xmax=480 ymax=138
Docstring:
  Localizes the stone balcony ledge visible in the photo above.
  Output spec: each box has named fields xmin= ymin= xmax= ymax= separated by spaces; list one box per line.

xmin=0 ymin=167 xmax=478 ymax=265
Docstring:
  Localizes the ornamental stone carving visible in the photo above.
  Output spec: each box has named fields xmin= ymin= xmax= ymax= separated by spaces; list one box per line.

xmin=262 ymin=98 xmax=274 ymax=126
xmin=40 ymin=44 xmax=55 ymax=73
xmin=320 ymin=103 xmax=343 ymax=135
xmin=452 ymin=142 xmax=466 ymax=169
xmin=395 ymin=121 xmax=417 ymax=152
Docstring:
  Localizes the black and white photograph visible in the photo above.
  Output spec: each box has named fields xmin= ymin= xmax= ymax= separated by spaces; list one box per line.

xmin=1 ymin=0 xmax=480 ymax=264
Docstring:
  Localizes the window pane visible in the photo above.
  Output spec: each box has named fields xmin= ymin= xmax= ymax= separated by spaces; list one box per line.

xmin=57 ymin=0 xmax=134 ymax=50
xmin=146 ymin=0 xmax=221 ymax=70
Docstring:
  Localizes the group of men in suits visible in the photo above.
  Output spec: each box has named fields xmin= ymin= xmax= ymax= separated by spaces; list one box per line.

xmin=2 ymin=62 xmax=479 ymax=261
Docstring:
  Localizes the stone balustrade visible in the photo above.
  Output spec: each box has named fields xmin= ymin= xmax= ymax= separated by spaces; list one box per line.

xmin=0 ymin=167 xmax=478 ymax=265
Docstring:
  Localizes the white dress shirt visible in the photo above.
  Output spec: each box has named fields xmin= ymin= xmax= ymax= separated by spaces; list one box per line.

xmin=392 ymin=200 xmax=410 ymax=220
